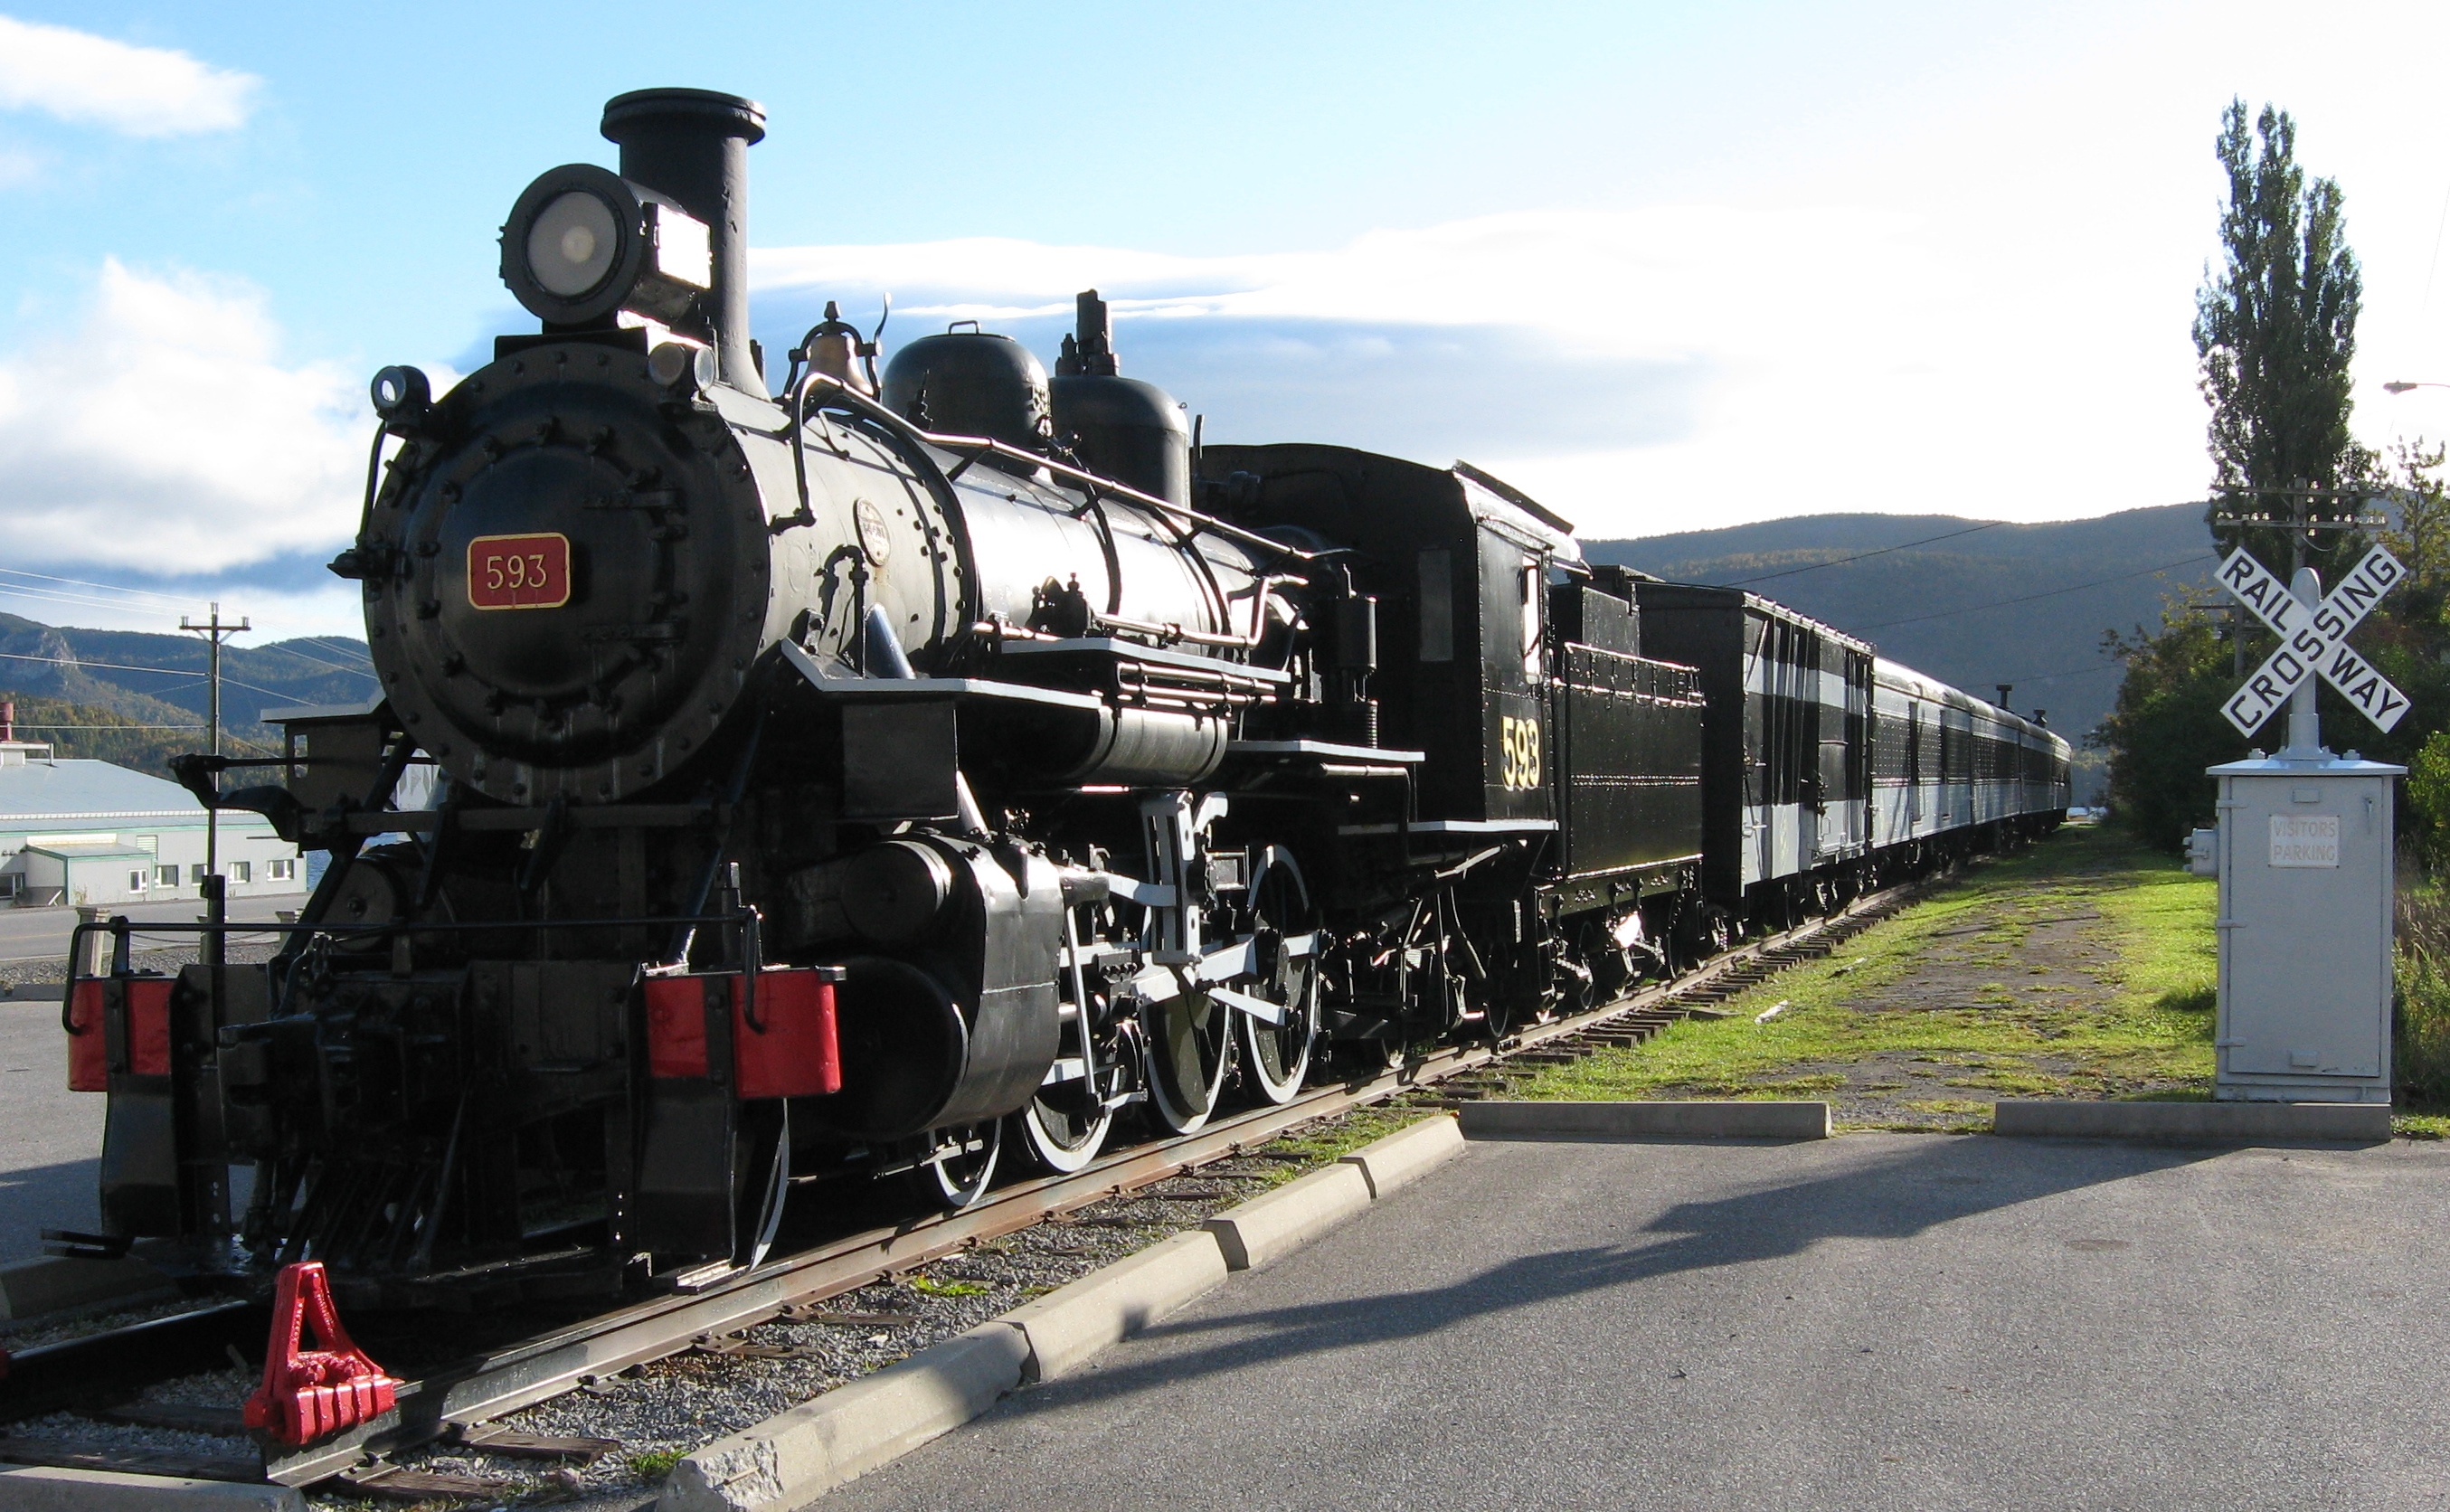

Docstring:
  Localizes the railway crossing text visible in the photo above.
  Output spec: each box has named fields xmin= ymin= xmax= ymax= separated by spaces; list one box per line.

xmin=2217 ymin=544 xmax=2409 ymax=738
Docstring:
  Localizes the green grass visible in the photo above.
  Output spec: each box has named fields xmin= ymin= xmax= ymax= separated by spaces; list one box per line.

xmin=1512 ymin=827 xmax=2218 ymax=1120
xmin=629 ymin=1448 xmax=686 ymax=1479
xmin=1255 ymin=1104 xmax=1433 ymax=1169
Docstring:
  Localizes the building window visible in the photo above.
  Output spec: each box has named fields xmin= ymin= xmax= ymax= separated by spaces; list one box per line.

xmin=129 ymin=870 xmax=147 ymax=891
xmin=267 ymin=858 xmax=297 ymax=883
xmin=155 ymin=865 xmax=178 ymax=887
xmin=190 ymin=863 xmax=206 ymax=884
xmin=227 ymin=861 xmax=251 ymax=884
xmin=0 ymin=874 xmax=17 ymax=899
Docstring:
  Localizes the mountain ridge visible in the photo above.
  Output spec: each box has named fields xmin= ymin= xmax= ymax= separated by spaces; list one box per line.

xmin=1586 ymin=502 xmax=2216 ymax=768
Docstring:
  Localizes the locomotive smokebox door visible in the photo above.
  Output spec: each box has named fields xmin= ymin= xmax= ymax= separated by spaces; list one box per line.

xmin=842 ymin=701 xmax=960 ymax=822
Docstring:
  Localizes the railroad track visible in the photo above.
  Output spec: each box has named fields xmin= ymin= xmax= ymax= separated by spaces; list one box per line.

xmin=0 ymin=876 xmax=1926 ymax=1494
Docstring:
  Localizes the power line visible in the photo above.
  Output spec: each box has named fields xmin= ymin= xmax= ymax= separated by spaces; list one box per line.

xmin=295 ymin=635 xmax=374 ymax=668
xmin=0 ymin=582 xmax=196 ymax=618
xmin=0 ymin=566 xmax=197 ymax=609
xmin=8 ymin=723 xmax=208 ymax=730
xmin=1721 ymin=522 xmax=2006 ymax=586
xmin=1988 ymin=658 xmax=2125 ymax=686
xmin=0 ymin=643 xmax=342 ymax=710
xmin=1843 ymin=554 xmax=2216 ymax=633
xmin=0 ymin=647 xmax=209 ymax=680
xmin=258 ymin=642 xmax=379 ymax=682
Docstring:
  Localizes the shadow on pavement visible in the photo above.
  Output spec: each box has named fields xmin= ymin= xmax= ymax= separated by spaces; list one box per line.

xmin=0 ymin=1157 xmax=100 ymax=1267
xmin=999 ymin=1134 xmax=2219 ymax=1414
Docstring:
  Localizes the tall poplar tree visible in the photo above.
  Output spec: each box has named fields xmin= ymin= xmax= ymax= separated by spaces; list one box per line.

xmin=2193 ymin=99 xmax=2372 ymax=578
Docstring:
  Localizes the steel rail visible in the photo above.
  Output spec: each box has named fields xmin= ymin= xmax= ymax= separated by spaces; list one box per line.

xmin=5 ymin=874 xmax=1928 ymax=1488
xmin=261 ymin=873 xmax=1925 ymax=1484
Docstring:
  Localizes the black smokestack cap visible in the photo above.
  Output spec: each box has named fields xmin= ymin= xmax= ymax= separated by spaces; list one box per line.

xmin=601 ymin=90 xmax=766 ymax=389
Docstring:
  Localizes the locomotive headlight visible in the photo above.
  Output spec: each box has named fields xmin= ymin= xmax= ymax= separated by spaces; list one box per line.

xmin=527 ymin=191 xmax=620 ymax=297
xmin=501 ymin=164 xmax=712 ymax=327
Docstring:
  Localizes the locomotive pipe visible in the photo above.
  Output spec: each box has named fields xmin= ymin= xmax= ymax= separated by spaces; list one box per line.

xmin=600 ymin=88 xmax=765 ymax=389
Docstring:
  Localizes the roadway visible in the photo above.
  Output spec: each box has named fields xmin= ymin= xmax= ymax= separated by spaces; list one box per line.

xmin=0 ymin=997 xmax=102 ymax=1262
xmin=827 ymin=1130 xmax=2450 ymax=1511
xmin=0 ymin=894 xmax=300 ymax=1262
xmin=0 ymin=893 xmax=307 ymax=973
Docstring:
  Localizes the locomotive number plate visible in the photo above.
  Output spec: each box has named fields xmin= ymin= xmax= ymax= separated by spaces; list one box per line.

xmin=1499 ymin=714 xmax=1542 ymax=790
xmin=468 ymin=533 xmax=572 ymax=610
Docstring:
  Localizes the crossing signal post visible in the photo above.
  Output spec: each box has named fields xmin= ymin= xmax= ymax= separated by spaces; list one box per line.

xmin=2194 ymin=550 xmax=2403 ymax=1104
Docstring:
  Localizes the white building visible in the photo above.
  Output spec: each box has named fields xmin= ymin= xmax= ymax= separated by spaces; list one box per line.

xmin=0 ymin=736 xmax=301 ymax=908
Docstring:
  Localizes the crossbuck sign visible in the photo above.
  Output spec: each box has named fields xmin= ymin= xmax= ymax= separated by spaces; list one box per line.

xmin=2218 ymin=543 xmax=2410 ymax=737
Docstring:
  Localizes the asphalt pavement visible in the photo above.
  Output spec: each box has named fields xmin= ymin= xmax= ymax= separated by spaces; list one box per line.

xmin=0 ymin=997 xmax=101 ymax=1262
xmin=824 ymin=1130 xmax=2450 ymax=1512
xmin=0 ymin=895 xmax=300 ymax=1261
xmin=0 ymin=893 xmax=307 ymax=969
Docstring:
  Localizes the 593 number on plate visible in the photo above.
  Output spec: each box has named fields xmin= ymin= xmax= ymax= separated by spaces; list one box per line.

xmin=1499 ymin=714 xmax=1542 ymax=790
xmin=467 ymin=533 xmax=572 ymax=610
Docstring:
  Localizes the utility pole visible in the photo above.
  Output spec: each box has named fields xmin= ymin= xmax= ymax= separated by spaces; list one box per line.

xmin=179 ymin=602 xmax=250 ymax=890
xmin=2209 ymin=485 xmax=2389 ymax=711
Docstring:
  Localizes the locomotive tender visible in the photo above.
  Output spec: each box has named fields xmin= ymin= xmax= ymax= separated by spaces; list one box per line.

xmin=65 ymin=90 xmax=2068 ymax=1303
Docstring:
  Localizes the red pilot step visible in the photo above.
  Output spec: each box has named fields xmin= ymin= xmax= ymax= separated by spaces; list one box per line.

xmin=243 ymin=1261 xmax=400 ymax=1446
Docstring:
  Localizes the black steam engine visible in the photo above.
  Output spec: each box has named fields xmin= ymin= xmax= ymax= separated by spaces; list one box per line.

xmin=66 ymin=90 xmax=2069 ymax=1303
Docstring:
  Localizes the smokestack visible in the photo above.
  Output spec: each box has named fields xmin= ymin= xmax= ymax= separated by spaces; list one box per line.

xmin=0 ymin=700 xmax=13 ymax=742
xmin=600 ymin=89 xmax=766 ymax=390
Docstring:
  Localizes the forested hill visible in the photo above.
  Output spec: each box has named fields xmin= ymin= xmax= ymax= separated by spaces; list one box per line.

xmin=1584 ymin=503 xmax=2217 ymax=751
xmin=2 ymin=505 xmax=2206 ymax=785
xmin=0 ymin=613 xmax=378 ymax=759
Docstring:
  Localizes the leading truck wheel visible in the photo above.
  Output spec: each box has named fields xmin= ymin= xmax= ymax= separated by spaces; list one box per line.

xmin=913 ymin=1120 xmax=1001 ymax=1211
xmin=1236 ymin=848 xmax=1320 ymax=1106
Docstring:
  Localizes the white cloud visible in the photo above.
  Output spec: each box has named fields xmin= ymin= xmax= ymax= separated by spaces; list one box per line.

xmin=754 ymin=207 xmax=2209 ymax=538
xmin=0 ymin=260 xmax=364 ymax=572
xmin=0 ymin=14 xmax=257 ymax=137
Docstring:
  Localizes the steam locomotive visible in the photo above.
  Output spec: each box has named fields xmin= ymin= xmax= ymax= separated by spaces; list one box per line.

xmin=66 ymin=89 xmax=2068 ymax=1304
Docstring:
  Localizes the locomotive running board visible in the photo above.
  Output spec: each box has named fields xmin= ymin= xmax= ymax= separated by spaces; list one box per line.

xmin=779 ymin=640 xmax=1104 ymax=711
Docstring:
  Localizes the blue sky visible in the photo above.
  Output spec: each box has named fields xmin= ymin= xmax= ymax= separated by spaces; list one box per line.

xmin=2 ymin=0 xmax=2449 ymax=638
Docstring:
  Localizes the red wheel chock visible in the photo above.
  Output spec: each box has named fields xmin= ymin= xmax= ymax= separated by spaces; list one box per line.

xmin=241 ymin=1262 xmax=399 ymax=1445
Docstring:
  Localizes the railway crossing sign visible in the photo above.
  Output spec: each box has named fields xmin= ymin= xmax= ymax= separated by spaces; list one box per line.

xmin=2217 ymin=543 xmax=2410 ymax=738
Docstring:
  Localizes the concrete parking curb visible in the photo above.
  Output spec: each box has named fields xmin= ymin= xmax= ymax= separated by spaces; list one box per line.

xmin=0 ymin=1255 xmax=177 ymax=1322
xmin=656 ymin=1113 xmax=1467 ymax=1508
xmin=1459 ymin=1100 xmax=1831 ymax=1141
xmin=1202 ymin=1161 xmax=1373 ymax=1271
xmin=1004 ymin=1229 xmax=1230 ymax=1383
xmin=1992 ymin=1099 xmax=2393 ymax=1143
xmin=659 ymin=1320 xmax=1032 ymax=1512
xmin=1336 ymin=1114 xmax=1466 ymax=1198
xmin=0 ymin=1466 xmax=305 ymax=1510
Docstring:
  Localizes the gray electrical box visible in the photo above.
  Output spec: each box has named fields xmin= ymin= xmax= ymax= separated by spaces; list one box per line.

xmin=2206 ymin=751 xmax=2402 ymax=1103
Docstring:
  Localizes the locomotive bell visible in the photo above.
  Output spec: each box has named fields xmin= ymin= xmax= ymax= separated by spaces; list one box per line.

xmin=801 ymin=301 xmax=875 ymax=395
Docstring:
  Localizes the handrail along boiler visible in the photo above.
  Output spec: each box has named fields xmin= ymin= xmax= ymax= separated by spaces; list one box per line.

xmin=63 ymin=89 xmax=2072 ymax=1303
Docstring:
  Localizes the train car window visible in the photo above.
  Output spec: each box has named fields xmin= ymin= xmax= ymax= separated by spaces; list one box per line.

xmin=1418 ymin=549 xmax=1452 ymax=663
xmin=1520 ymin=562 xmax=1545 ymax=681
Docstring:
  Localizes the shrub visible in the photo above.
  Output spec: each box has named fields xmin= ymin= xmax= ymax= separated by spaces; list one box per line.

xmin=2396 ymin=889 xmax=2450 ymax=1101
